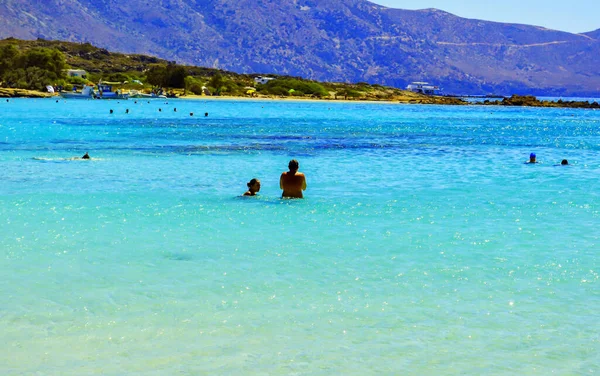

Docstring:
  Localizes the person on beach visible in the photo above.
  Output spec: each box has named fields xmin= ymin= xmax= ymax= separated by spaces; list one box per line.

xmin=280 ymin=159 xmax=307 ymax=198
xmin=526 ymin=153 xmax=538 ymax=164
xmin=243 ymin=178 xmax=261 ymax=196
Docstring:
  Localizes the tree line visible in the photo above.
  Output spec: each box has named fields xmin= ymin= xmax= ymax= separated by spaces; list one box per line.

xmin=0 ymin=44 xmax=66 ymax=91
xmin=0 ymin=41 xmax=371 ymax=99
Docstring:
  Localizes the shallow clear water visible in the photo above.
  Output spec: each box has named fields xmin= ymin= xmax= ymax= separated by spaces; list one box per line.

xmin=1 ymin=98 xmax=599 ymax=375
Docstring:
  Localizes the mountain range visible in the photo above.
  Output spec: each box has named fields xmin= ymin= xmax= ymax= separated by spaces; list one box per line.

xmin=1 ymin=0 xmax=599 ymax=95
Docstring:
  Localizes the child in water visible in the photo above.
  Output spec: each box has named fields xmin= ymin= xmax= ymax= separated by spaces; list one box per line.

xmin=243 ymin=178 xmax=261 ymax=196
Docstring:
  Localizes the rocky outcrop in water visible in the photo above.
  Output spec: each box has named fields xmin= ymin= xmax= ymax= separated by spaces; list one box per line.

xmin=481 ymin=95 xmax=600 ymax=109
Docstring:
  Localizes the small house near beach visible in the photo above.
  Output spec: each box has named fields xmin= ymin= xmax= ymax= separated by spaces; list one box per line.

xmin=254 ymin=76 xmax=275 ymax=85
xmin=66 ymin=69 xmax=88 ymax=79
xmin=406 ymin=82 xmax=441 ymax=95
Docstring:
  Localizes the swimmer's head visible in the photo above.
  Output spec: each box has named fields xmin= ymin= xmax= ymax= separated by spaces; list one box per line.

xmin=288 ymin=159 xmax=299 ymax=171
xmin=529 ymin=153 xmax=536 ymax=162
xmin=247 ymin=178 xmax=260 ymax=192
xmin=561 ymin=159 xmax=569 ymax=165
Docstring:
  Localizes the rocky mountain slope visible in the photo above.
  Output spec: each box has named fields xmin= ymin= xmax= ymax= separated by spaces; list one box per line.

xmin=1 ymin=0 xmax=599 ymax=95
xmin=584 ymin=29 xmax=600 ymax=39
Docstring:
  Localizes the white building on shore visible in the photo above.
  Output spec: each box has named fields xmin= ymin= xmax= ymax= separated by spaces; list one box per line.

xmin=254 ymin=76 xmax=275 ymax=85
xmin=66 ymin=69 xmax=88 ymax=79
xmin=406 ymin=82 xmax=441 ymax=95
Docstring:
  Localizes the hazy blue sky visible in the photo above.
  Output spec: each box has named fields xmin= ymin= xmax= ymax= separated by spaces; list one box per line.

xmin=369 ymin=0 xmax=599 ymax=34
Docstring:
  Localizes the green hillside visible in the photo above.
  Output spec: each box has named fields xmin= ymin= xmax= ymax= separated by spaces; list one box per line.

xmin=1 ymin=37 xmax=444 ymax=102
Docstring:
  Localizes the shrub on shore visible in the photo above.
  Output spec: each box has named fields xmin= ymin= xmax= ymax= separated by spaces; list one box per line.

xmin=258 ymin=78 xmax=329 ymax=97
xmin=0 ymin=44 xmax=66 ymax=90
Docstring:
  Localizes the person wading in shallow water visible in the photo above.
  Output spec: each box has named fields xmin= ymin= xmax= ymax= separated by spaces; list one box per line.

xmin=280 ymin=159 xmax=307 ymax=198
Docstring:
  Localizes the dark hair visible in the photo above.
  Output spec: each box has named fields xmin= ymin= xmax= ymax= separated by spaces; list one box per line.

xmin=288 ymin=159 xmax=299 ymax=170
xmin=561 ymin=159 xmax=569 ymax=165
xmin=247 ymin=178 xmax=259 ymax=188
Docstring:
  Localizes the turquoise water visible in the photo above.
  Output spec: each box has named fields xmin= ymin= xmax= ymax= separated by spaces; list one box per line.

xmin=1 ymin=98 xmax=599 ymax=375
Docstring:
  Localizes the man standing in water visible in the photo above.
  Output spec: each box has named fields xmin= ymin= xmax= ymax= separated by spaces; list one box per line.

xmin=280 ymin=159 xmax=307 ymax=198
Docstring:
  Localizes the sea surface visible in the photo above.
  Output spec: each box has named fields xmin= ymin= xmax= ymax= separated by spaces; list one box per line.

xmin=1 ymin=98 xmax=599 ymax=375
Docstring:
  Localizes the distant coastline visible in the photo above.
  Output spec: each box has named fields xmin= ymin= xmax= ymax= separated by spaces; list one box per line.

xmin=472 ymin=94 xmax=600 ymax=109
xmin=2 ymin=88 xmax=599 ymax=109
xmin=1 ymin=39 xmax=598 ymax=109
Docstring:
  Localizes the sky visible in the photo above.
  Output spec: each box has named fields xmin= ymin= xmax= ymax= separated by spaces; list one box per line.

xmin=369 ymin=0 xmax=599 ymax=34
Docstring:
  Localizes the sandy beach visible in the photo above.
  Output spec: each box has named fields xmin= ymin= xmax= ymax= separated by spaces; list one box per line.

xmin=1 ymin=86 xmax=466 ymax=105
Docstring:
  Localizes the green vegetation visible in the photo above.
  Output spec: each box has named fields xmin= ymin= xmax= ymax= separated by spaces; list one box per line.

xmin=0 ymin=38 xmax=418 ymax=101
xmin=1 ymin=38 xmax=597 ymax=108
xmin=0 ymin=38 xmax=474 ymax=106
xmin=257 ymin=78 xmax=329 ymax=97
xmin=184 ymin=76 xmax=205 ymax=95
xmin=145 ymin=64 xmax=186 ymax=88
xmin=0 ymin=43 xmax=66 ymax=90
